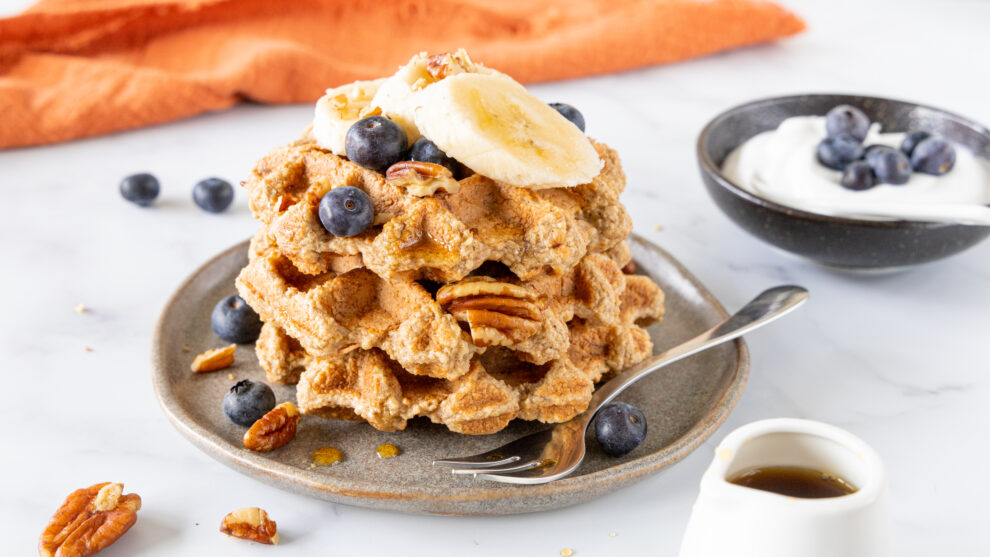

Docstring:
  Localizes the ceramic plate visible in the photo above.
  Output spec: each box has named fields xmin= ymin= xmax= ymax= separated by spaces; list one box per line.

xmin=152 ymin=234 xmax=749 ymax=515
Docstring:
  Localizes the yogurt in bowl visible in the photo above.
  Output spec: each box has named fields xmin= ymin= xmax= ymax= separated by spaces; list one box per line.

xmin=721 ymin=115 xmax=990 ymax=221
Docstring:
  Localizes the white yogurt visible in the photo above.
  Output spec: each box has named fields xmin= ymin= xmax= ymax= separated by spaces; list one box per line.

xmin=721 ymin=116 xmax=990 ymax=217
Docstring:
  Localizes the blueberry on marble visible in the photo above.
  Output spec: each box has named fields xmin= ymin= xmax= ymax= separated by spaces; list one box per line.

xmin=192 ymin=177 xmax=234 ymax=213
xmin=409 ymin=137 xmax=458 ymax=174
xmin=816 ymin=135 xmax=864 ymax=170
xmin=594 ymin=401 xmax=647 ymax=457
xmin=864 ymin=145 xmax=911 ymax=185
xmin=825 ymin=104 xmax=870 ymax=142
xmin=223 ymin=379 xmax=276 ymax=426
xmin=549 ymin=102 xmax=586 ymax=132
xmin=319 ymin=186 xmax=374 ymax=237
xmin=911 ymin=137 xmax=956 ymax=175
xmin=119 ymin=173 xmax=160 ymax=206
xmin=840 ymin=160 xmax=877 ymax=191
xmin=211 ymin=295 xmax=263 ymax=344
xmin=899 ymin=130 xmax=932 ymax=158
xmin=345 ymin=116 xmax=408 ymax=172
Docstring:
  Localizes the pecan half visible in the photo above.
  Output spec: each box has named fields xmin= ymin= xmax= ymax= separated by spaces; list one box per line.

xmin=243 ymin=402 xmax=300 ymax=452
xmin=220 ymin=507 xmax=279 ymax=545
xmin=385 ymin=161 xmax=460 ymax=197
xmin=436 ymin=278 xmax=543 ymax=346
xmin=190 ymin=344 xmax=236 ymax=373
xmin=39 ymin=482 xmax=141 ymax=557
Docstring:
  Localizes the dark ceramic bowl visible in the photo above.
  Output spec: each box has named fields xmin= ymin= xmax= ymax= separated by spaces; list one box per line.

xmin=697 ymin=94 xmax=990 ymax=270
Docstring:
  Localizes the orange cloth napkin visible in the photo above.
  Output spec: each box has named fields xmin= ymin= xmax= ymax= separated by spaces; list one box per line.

xmin=0 ymin=0 xmax=803 ymax=149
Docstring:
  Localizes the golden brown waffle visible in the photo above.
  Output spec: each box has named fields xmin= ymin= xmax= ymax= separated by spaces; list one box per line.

xmin=237 ymin=231 xmax=657 ymax=382
xmin=242 ymin=133 xmax=631 ymax=283
xmin=257 ymin=267 xmax=664 ymax=434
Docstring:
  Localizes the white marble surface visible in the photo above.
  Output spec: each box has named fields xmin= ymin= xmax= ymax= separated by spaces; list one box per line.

xmin=2 ymin=0 xmax=988 ymax=555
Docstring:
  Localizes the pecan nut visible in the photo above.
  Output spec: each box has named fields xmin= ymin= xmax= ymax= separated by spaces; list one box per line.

xmin=426 ymin=49 xmax=478 ymax=80
xmin=190 ymin=344 xmax=236 ymax=373
xmin=436 ymin=278 xmax=543 ymax=346
xmin=385 ymin=161 xmax=460 ymax=197
xmin=39 ymin=482 xmax=141 ymax=557
xmin=243 ymin=402 xmax=300 ymax=452
xmin=220 ymin=507 xmax=279 ymax=545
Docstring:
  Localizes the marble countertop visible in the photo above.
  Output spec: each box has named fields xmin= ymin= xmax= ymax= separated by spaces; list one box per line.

xmin=2 ymin=0 xmax=988 ymax=555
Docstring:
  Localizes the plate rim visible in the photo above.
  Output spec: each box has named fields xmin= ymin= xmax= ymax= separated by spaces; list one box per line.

xmin=151 ymin=233 xmax=749 ymax=513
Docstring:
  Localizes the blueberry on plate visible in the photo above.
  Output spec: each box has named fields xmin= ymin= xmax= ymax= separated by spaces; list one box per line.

xmin=223 ymin=379 xmax=276 ymax=426
xmin=825 ymin=104 xmax=870 ymax=143
xmin=211 ymin=295 xmax=263 ymax=344
xmin=319 ymin=186 xmax=374 ymax=237
xmin=594 ymin=401 xmax=647 ymax=457
xmin=192 ymin=177 xmax=234 ymax=213
xmin=816 ymin=135 xmax=864 ymax=170
xmin=899 ymin=130 xmax=932 ymax=158
xmin=864 ymin=145 xmax=911 ymax=185
xmin=119 ymin=173 xmax=160 ymax=206
xmin=549 ymin=102 xmax=586 ymax=132
xmin=911 ymin=137 xmax=956 ymax=175
xmin=345 ymin=116 xmax=408 ymax=172
xmin=409 ymin=137 xmax=458 ymax=174
xmin=840 ymin=160 xmax=877 ymax=191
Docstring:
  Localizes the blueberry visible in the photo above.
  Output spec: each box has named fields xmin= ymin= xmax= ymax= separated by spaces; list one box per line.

xmin=319 ymin=186 xmax=374 ymax=237
xmin=911 ymin=137 xmax=956 ymax=175
xmin=594 ymin=402 xmax=647 ymax=457
xmin=211 ymin=295 xmax=263 ymax=344
xmin=119 ymin=173 xmax=160 ymax=206
xmin=840 ymin=160 xmax=877 ymax=191
xmin=816 ymin=135 xmax=864 ymax=170
xmin=223 ymin=379 xmax=276 ymax=426
xmin=899 ymin=130 xmax=932 ymax=158
xmin=549 ymin=102 xmax=586 ymax=132
xmin=192 ymin=177 xmax=234 ymax=213
xmin=409 ymin=137 xmax=458 ymax=174
xmin=864 ymin=145 xmax=911 ymax=185
xmin=825 ymin=105 xmax=870 ymax=143
xmin=345 ymin=116 xmax=408 ymax=172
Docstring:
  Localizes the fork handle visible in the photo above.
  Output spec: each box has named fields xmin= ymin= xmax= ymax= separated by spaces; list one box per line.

xmin=578 ymin=285 xmax=809 ymax=428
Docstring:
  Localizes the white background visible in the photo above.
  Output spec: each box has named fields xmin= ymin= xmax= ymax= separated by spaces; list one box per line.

xmin=2 ymin=1 xmax=988 ymax=555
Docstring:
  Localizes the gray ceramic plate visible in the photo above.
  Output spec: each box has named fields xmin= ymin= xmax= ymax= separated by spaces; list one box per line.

xmin=152 ymin=234 xmax=749 ymax=515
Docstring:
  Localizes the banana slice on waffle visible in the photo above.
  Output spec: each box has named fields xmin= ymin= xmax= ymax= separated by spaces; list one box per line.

xmin=312 ymin=78 xmax=386 ymax=156
xmin=410 ymin=73 xmax=603 ymax=188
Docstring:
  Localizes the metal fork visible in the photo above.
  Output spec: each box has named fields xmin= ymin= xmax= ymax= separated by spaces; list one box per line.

xmin=433 ymin=285 xmax=809 ymax=484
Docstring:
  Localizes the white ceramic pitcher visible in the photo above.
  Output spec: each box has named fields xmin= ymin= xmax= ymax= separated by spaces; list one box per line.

xmin=679 ymin=418 xmax=891 ymax=557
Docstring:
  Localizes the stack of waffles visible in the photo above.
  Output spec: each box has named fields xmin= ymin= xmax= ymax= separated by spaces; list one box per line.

xmin=235 ymin=52 xmax=666 ymax=434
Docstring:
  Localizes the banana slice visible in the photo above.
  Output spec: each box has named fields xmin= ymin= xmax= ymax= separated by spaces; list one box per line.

xmin=313 ymin=78 xmax=386 ymax=156
xmin=372 ymin=50 xmax=503 ymax=144
xmin=410 ymin=73 xmax=603 ymax=189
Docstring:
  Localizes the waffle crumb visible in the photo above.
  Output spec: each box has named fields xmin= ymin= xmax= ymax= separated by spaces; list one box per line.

xmin=84 ymin=346 xmax=94 ymax=352
xmin=228 ymin=373 xmax=235 ymax=380
xmin=74 ymin=304 xmax=86 ymax=313
xmin=560 ymin=549 xmax=574 ymax=556
xmin=653 ymin=224 xmax=663 ymax=231
xmin=609 ymin=532 xmax=617 ymax=537
xmin=183 ymin=345 xmax=191 ymax=352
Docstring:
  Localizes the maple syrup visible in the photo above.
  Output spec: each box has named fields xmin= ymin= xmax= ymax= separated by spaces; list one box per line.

xmin=727 ymin=465 xmax=857 ymax=499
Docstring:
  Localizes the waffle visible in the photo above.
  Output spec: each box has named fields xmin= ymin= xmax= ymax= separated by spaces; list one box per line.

xmin=257 ymin=265 xmax=664 ymax=434
xmin=242 ymin=133 xmax=631 ymax=283
xmin=237 ymin=230 xmax=656 ymax=381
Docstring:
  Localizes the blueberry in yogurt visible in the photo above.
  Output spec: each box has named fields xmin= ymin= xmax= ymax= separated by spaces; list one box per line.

xmin=825 ymin=105 xmax=870 ymax=143
xmin=864 ymin=146 xmax=911 ymax=185
xmin=911 ymin=137 xmax=956 ymax=175
xmin=840 ymin=160 xmax=877 ymax=191
xmin=899 ymin=130 xmax=932 ymax=158
xmin=817 ymin=135 xmax=864 ymax=170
